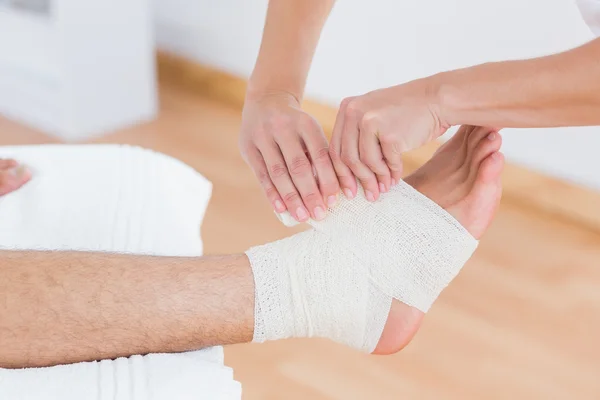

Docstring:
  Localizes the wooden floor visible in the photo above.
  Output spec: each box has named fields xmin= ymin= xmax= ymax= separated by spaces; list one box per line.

xmin=2 ymin=83 xmax=600 ymax=399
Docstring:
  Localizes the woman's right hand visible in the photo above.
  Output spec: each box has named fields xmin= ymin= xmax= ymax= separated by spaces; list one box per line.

xmin=239 ymin=91 xmax=340 ymax=222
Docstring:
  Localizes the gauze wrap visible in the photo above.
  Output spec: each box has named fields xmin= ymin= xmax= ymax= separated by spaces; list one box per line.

xmin=247 ymin=181 xmax=478 ymax=353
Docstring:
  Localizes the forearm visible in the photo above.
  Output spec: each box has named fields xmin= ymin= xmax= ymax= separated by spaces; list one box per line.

xmin=0 ymin=251 xmax=254 ymax=368
xmin=248 ymin=0 xmax=335 ymax=100
xmin=436 ymin=37 xmax=600 ymax=128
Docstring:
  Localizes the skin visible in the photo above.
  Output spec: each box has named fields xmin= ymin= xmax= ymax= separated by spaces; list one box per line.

xmin=331 ymin=38 xmax=600 ymax=192
xmin=241 ymin=0 xmax=599 ymax=211
xmin=0 ymin=125 xmax=503 ymax=368
xmin=239 ymin=0 xmax=341 ymax=223
xmin=0 ymin=159 xmax=31 ymax=196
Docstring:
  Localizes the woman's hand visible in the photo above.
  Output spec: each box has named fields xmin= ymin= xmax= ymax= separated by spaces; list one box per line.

xmin=330 ymin=77 xmax=449 ymax=201
xmin=239 ymin=91 xmax=340 ymax=222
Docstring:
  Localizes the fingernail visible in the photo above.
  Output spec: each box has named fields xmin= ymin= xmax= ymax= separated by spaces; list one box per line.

xmin=365 ymin=190 xmax=375 ymax=202
xmin=274 ymin=200 xmax=285 ymax=212
xmin=296 ymin=207 xmax=309 ymax=221
xmin=391 ymin=179 xmax=397 ymax=186
xmin=487 ymin=132 xmax=496 ymax=140
xmin=379 ymin=182 xmax=386 ymax=193
xmin=343 ymin=188 xmax=354 ymax=199
xmin=314 ymin=206 xmax=326 ymax=221
xmin=8 ymin=165 xmax=28 ymax=178
xmin=327 ymin=195 xmax=338 ymax=208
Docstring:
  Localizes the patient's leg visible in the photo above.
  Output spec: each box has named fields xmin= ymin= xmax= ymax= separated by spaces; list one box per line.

xmin=249 ymin=125 xmax=504 ymax=354
xmin=0 ymin=159 xmax=30 ymax=196
xmin=0 ymin=127 xmax=502 ymax=367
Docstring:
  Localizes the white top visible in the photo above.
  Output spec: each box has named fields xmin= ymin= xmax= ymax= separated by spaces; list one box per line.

xmin=577 ymin=0 xmax=600 ymax=36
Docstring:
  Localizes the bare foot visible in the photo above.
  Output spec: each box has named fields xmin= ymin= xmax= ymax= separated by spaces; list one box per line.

xmin=0 ymin=159 xmax=31 ymax=196
xmin=373 ymin=125 xmax=504 ymax=355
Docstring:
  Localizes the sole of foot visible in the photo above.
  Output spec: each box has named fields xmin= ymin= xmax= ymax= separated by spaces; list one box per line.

xmin=373 ymin=125 xmax=504 ymax=355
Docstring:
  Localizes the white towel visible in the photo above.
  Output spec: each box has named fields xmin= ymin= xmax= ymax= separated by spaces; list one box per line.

xmin=0 ymin=144 xmax=242 ymax=400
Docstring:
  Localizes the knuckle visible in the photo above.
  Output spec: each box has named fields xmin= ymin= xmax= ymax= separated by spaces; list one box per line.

xmin=312 ymin=147 xmax=331 ymax=164
xmin=378 ymin=132 xmax=396 ymax=144
xmin=282 ymin=191 xmax=301 ymax=204
xmin=364 ymin=160 xmax=387 ymax=175
xmin=257 ymin=174 xmax=279 ymax=196
xmin=341 ymin=153 xmax=361 ymax=168
xmin=268 ymin=114 xmax=292 ymax=130
xmin=301 ymin=191 xmax=321 ymax=204
xmin=288 ymin=156 xmax=311 ymax=176
xmin=361 ymin=111 xmax=379 ymax=132
xmin=300 ymin=114 xmax=321 ymax=131
xmin=344 ymin=99 xmax=362 ymax=117
xmin=256 ymin=168 xmax=271 ymax=184
xmin=269 ymin=162 xmax=288 ymax=178
xmin=329 ymin=147 xmax=341 ymax=163
xmin=340 ymin=97 xmax=353 ymax=109
xmin=362 ymin=156 xmax=379 ymax=169
xmin=386 ymin=160 xmax=402 ymax=171
xmin=264 ymin=186 xmax=279 ymax=199
xmin=344 ymin=104 xmax=357 ymax=118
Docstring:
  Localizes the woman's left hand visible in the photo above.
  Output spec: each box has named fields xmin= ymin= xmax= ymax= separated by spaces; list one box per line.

xmin=329 ymin=77 xmax=449 ymax=201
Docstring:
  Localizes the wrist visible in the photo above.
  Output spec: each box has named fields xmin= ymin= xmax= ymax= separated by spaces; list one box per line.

xmin=427 ymin=70 xmax=464 ymax=128
xmin=245 ymin=83 xmax=302 ymax=109
xmin=246 ymin=74 xmax=304 ymax=105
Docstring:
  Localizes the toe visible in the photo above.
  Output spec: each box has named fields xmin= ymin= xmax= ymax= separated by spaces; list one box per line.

xmin=454 ymin=126 xmax=476 ymax=167
xmin=468 ymin=131 xmax=502 ymax=180
xmin=476 ymin=151 xmax=504 ymax=185
xmin=452 ymin=151 xmax=504 ymax=239
xmin=463 ymin=127 xmax=497 ymax=168
xmin=467 ymin=126 xmax=494 ymax=152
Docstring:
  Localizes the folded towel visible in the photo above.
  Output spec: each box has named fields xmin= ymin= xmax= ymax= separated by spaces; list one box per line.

xmin=0 ymin=144 xmax=242 ymax=399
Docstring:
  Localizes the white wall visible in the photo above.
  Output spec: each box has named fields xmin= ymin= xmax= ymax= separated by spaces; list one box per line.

xmin=0 ymin=1 xmax=157 ymax=140
xmin=158 ymin=0 xmax=600 ymax=190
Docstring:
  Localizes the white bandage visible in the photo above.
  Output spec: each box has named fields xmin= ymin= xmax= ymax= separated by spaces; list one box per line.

xmin=246 ymin=180 xmax=478 ymax=353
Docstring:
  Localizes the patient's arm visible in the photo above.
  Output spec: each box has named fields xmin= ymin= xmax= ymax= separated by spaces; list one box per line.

xmin=0 ymin=250 xmax=254 ymax=368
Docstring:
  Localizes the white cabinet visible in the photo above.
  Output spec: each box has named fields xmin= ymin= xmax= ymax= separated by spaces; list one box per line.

xmin=0 ymin=0 xmax=157 ymax=140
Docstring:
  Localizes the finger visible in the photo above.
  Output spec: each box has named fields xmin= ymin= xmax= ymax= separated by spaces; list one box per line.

xmin=329 ymin=99 xmax=357 ymax=199
xmin=299 ymin=118 xmax=340 ymax=208
xmin=0 ymin=159 xmax=18 ymax=170
xmin=359 ymin=128 xmax=391 ymax=193
xmin=277 ymin=136 xmax=327 ymax=221
xmin=246 ymin=146 xmax=286 ymax=213
xmin=0 ymin=165 xmax=31 ymax=196
xmin=379 ymin=138 xmax=404 ymax=186
xmin=340 ymin=106 xmax=380 ymax=202
xmin=260 ymin=142 xmax=310 ymax=222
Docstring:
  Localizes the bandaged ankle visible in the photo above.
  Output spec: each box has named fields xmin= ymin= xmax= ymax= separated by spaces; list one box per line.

xmin=245 ymin=180 xmax=478 ymax=353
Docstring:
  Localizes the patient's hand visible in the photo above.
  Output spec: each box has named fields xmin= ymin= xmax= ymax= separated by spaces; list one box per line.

xmin=0 ymin=159 xmax=31 ymax=196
